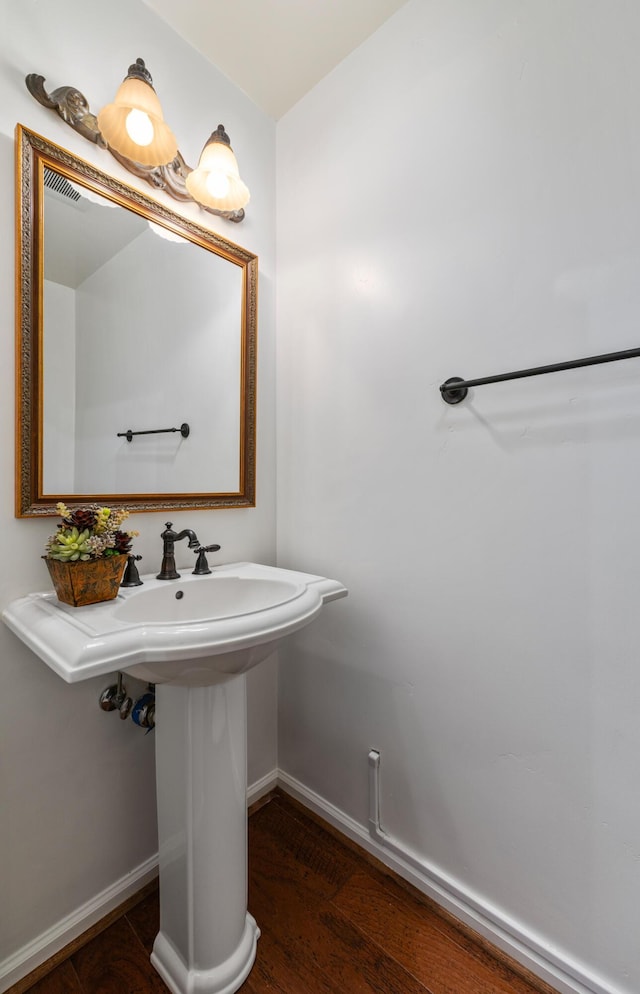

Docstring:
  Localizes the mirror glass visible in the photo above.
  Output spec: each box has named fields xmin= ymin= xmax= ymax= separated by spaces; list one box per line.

xmin=16 ymin=125 xmax=257 ymax=516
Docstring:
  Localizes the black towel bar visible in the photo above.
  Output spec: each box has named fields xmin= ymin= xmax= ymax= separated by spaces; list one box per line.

xmin=440 ymin=347 xmax=640 ymax=404
xmin=117 ymin=423 xmax=190 ymax=442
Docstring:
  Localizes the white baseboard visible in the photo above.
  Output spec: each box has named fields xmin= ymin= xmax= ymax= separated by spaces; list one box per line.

xmin=277 ymin=769 xmax=622 ymax=994
xmin=2 ymin=768 xmax=622 ymax=994
xmin=247 ymin=768 xmax=279 ymax=807
xmin=0 ymin=856 xmax=159 ymax=993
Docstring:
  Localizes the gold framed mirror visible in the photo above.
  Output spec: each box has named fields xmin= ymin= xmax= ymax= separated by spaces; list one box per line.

xmin=15 ymin=125 xmax=257 ymax=517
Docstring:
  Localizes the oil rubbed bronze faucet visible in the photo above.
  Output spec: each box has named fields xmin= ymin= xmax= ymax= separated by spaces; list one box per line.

xmin=157 ymin=522 xmax=201 ymax=580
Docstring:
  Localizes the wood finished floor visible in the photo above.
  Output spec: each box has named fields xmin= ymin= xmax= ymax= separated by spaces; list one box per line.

xmin=20 ymin=793 xmax=559 ymax=994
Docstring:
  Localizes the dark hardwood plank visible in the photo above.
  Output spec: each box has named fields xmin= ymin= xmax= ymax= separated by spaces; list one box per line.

xmin=278 ymin=793 xmax=558 ymax=994
xmin=237 ymin=971 xmax=280 ymax=994
xmin=246 ymin=900 xmax=435 ymax=994
xmin=22 ymin=961 xmax=83 ymax=994
xmin=246 ymin=815 xmax=433 ymax=994
xmin=71 ymin=917 xmax=169 ymax=993
xmin=248 ymin=813 xmax=352 ymax=908
xmin=333 ymin=869 xmax=553 ymax=994
xmin=126 ymin=887 xmax=160 ymax=956
xmin=250 ymin=793 xmax=361 ymax=894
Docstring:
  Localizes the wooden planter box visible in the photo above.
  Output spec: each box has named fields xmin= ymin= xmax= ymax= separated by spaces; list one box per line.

xmin=44 ymin=555 xmax=127 ymax=607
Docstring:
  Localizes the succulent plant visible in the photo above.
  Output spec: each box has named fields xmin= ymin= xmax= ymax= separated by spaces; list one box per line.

xmin=45 ymin=503 xmax=138 ymax=562
xmin=60 ymin=507 xmax=97 ymax=531
xmin=47 ymin=526 xmax=93 ymax=562
xmin=113 ymin=530 xmax=135 ymax=555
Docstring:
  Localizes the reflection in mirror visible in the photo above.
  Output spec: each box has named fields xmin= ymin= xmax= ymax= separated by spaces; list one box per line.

xmin=16 ymin=126 xmax=257 ymax=517
xmin=42 ymin=172 xmax=242 ymax=494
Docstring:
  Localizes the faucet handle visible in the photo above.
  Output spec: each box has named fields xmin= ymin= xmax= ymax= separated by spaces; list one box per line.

xmin=121 ymin=554 xmax=143 ymax=587
xmin=192 ymin=544 xmax=221 ymax=575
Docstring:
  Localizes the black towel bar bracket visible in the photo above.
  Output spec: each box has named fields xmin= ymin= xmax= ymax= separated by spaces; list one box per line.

xmin=118 ymin=423 xmax=190 ymax=442
xmin=440 ymin=346 xmax=640 ymax=404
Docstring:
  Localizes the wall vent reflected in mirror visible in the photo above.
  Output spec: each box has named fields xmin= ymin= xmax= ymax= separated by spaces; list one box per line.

xmin=16 ymin=125 xmax=257 ymax=517
xmin=44 ymin=167 xmax=81 ymax=201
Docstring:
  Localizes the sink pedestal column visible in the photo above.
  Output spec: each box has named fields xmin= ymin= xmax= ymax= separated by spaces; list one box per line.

xmin=151 ymin=677 xmax=260 ymax=994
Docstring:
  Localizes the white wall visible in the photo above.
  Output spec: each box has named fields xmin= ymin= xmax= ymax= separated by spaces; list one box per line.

xmin=276 ymin=3 xmax=640 ymax=993
xmin=0 ymin=0 xmax=276 ymax=981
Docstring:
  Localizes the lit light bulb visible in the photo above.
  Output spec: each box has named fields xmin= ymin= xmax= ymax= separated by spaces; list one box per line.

xmin=125 ymin=108 xmax=154 ymax=147
xmin=206 ymin=170 xmax=230 ymax=199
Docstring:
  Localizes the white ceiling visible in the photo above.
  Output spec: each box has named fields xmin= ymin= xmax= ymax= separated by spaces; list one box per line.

xmin=143 ymin=0 xmax=410 ymax=120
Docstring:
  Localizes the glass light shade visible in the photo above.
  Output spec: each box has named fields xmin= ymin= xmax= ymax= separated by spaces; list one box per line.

xmin=97 ymin=76 xmax=178 ymax=166
xmin=186 ymin=137 xmax=250 ymax=212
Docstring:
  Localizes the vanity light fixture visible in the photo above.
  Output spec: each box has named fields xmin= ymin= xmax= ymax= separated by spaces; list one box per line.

xmin=186 ymin=125 xmax=250 ymax=212
xmin=96 ymin=59 xmax=178 ymax=167
xmin=25 ymin=59 xmax=250 ymax=222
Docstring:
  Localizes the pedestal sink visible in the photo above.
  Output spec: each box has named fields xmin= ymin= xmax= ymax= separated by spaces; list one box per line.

xmin=2 ymin=562 xmax=347 ymax=994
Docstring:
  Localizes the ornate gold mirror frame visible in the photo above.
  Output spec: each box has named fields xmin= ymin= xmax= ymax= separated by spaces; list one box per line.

xmin=15 ymin=125 xmax=257 ymax=517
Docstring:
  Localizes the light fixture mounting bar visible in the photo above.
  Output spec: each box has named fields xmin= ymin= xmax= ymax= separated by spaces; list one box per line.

xmin=25 ymin=72 xmax=245 ymax=223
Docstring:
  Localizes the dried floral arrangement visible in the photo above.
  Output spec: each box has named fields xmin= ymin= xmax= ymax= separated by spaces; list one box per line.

xmin=45 ymin=503 xmax=138 ymax=562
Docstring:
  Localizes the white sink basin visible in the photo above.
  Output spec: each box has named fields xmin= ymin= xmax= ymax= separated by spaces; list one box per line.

xmin=2 ymin=562 xmax=347 ymax=686
xmin=114 ymin=576 xmax=302 ymax=624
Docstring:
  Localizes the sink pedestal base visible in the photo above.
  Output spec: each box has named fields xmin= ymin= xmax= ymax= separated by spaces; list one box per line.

xmin=151 ymin=677 xmax=260 ymax=994
xmin=1 ymin=565 xmax=348 ymax=989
